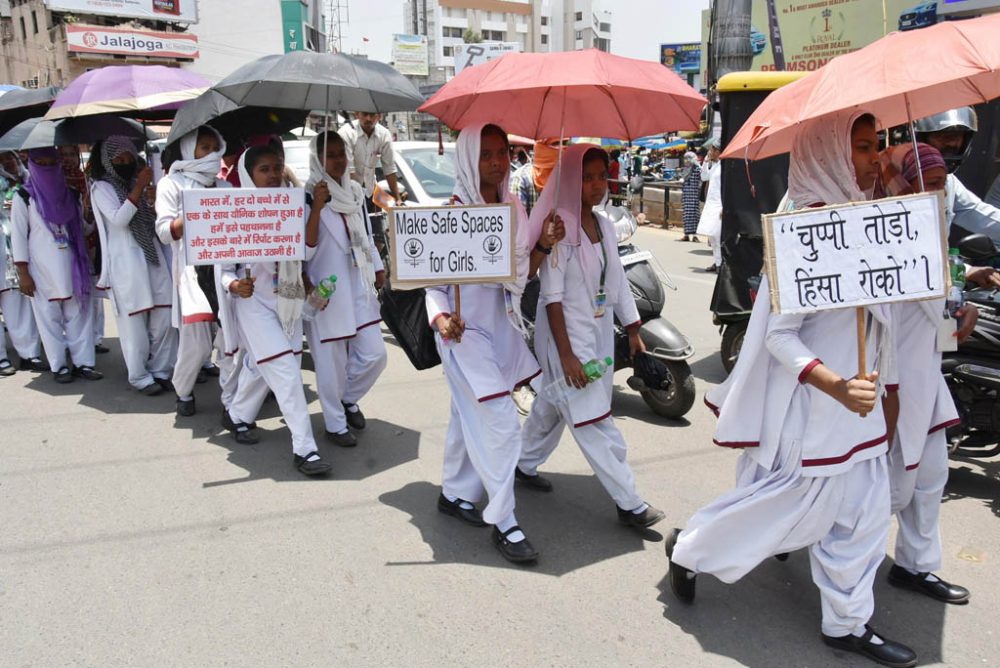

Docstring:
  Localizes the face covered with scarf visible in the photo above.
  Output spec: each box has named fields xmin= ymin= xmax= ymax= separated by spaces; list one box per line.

xmin=879 ymin=142 xmax=947 ymax=197
xmin=237 ymin=146 xmax=305 ymax=336
xmin=168 ymin=126 xmax=226 ymax=187
xmin=99 ymin=135 xmax=160 ymax=266
xmin=24 ymin=147 xmax=91 ymax=302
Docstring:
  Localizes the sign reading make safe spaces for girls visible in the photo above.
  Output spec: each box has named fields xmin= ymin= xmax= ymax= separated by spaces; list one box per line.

xmin=389 ymin=204 xmax=516 ymax=289
xmin=181 ymin=188 xmax=305 ymax=266
xmin=762 ymin=192 xmax=949 ymax=315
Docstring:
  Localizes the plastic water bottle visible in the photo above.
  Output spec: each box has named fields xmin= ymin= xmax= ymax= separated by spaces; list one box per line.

xmin=302 ymin=275 xmax=337 ymax=322
xmin=946 ymin=248 xmax=965 ymax=318
xmin=539 ymin=356 xmax=614 ymax=404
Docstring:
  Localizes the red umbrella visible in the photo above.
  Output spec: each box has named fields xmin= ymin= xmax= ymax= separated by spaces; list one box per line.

xmin=419 ymin=49 xmax=706 ymax=139
xmin=721 ymin=13 xmax=1000 ymax=161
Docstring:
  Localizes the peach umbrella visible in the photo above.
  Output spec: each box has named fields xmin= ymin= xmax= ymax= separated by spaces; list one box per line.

xmin=721 ymin=13 xmax=1000 ymax=161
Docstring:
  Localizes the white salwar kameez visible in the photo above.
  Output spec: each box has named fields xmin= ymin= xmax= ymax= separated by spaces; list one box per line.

xmin=696 ymin=159 xmax=722 ymax=267
xmin=888 ymin=300 xmax=960 ymax=573
xmin=519 ymin=209 xmax=645 ymax=511
xmin=91 ymin=181 xmax=176 ymax=390
xmin=1 ymin=213 xmax=40 ymax=361
xmin=9 ymin=195 xmax=94 ymax=371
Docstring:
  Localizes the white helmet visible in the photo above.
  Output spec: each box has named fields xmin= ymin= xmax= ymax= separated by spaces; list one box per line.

xmin=913 ymin=107 xmax=978 ymax=172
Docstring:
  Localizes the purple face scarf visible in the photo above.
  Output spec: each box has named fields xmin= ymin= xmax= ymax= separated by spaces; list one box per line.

xmin=24 ymin=147 xmax=91 ymax=301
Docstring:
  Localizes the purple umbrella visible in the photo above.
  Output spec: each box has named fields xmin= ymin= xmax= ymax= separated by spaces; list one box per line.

xmin=44 ymin=65 xmax=209 ymax=121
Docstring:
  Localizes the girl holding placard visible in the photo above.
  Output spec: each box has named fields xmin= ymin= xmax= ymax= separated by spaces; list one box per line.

xmin=426 ymin=123 xmax=563 ymax=564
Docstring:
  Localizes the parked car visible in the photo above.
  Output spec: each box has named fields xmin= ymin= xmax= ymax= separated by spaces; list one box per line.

xmin=898 ymin=2 xmax=937 ymax=31
xmin=380 ymin=140 xmax=457 ymax=206
xmin=750 ymin=26 xmax=767 ymax=56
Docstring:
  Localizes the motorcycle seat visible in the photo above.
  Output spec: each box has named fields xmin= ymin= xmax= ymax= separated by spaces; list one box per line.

xmin=953 ymin=363 xmax=1000 ymax=392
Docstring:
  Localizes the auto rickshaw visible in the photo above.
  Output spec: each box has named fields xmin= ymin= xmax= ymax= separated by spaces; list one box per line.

xmin=711 ymin=71 xmax=806 ymax=372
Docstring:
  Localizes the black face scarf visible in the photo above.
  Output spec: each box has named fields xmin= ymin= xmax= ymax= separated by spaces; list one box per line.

xmin=113 ymin=162 xmax=136 ymax=182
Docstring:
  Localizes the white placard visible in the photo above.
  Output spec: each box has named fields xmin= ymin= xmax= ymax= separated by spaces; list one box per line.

xmin=762 ymin=192 xmax=949 ymax=314
xmin=453 ymin=42 xmax=522 ymax=75
xmin=181 ymin=188 xmax=305 ymax=266
xmin=389 ymin=203 xmax=516 ymax=288
xmin=44 ymin=0 xmax=197 ymax=23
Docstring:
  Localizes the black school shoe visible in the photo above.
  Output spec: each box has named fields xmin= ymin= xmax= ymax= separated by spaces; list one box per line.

xmin=20 ymin=357 xmax=49 ymax=372
xmin=887 ymin=565 xmax=970 ymax=604
xmin=492 ymin=526 xmax=539 ymax=564
xmin=514 ymin=467 xmax=553 ymax=492
xmin=294 ymin=452 xmax=332 ymax=477
xmin=616 ymin=503 xmax=665 ymax=528
xmin=342 ymin=403 xmax=367 ymax=430
xmin=0 ymin=359 xmax=15 ymax=376
xmin=821 ymin=626 xmax=917 ymax=668
xmin=53 ymin=366 xmax=74 ymax=384
xmin=73 ymin=365 xmax=103 ymax=380
xmin=176 ymin=396 xmax=196 ymax=417
xmin=665 ymin=528 xmax=696 ymax=603
xmin=437 ymin=494 xmax=487 ymax=527
xmin=221 ymin=411 xmax=256 ymax=432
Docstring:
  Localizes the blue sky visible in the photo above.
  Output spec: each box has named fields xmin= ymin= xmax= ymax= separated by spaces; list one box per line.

xmin=337 ymin=0 xmax=711 ymax=63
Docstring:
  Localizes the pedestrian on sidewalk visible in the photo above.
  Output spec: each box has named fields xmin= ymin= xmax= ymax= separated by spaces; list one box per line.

xmin=696 ymin=139 xmax=723 ymax=272
xmin=679 ymin=151 xmax=701 ymax=242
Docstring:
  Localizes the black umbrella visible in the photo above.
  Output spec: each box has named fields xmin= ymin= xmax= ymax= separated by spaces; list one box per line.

xmin=0 ymin=116 xmax=155 ymax=151
xmin=211 ymin=51 xmax=424 ymax=113
xmin=167 ymin=89 xmax=307 ymax=147
xmin=0 ymin=86 xmax=61 ymax=135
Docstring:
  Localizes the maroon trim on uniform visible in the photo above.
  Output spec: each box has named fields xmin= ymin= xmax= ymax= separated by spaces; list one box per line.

xmin=224 ymin=347 xmax=240 ymax=358
xmin=905 ymin=462 xmax=920 ymax=471
xmin=478 ymin=390 xmax=511 ymax=403
xmin=928 ymin=418 xmax=961 ymax=434
xmin=514 ymin=369 xmax=542 ymax=389
xmin=48 ymin=296 xmax=72 ymax=302
xmin=886 ymin=383 xmax=900 ymax=393
xmin=154 ymin=304 xmax=172 ymax=309
xmin=182 ymin=312 xmax=215 ymax=324
xmin=0 ymin=287 xmax=10 ymax=294
xmin=574 ymin=410 xmax=612 ymax=428
xmin=704 ymin=396 xmax=720 ymax=417
xmin=623 ymin=319 xmax=642 ymax=330
xmin=128 ymin=306 xmax=155 ymax=316
xmin=801 ymin=434 xmax=887 ymax=468
xmin=256 ymin=349 xmax=300 ymax=364
xmin=357 ymin=318 xmax=382 ymax=330
xmin=320 ymin=333 xmax=356 ymax=343
xmin=798 ymin=358 xmax=822 ymax=383
xmin=713 ymin=438 xmax=759 ymax=448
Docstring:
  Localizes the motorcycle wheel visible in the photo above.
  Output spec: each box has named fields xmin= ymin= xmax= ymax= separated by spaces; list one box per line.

xmin=640 ymin=360 xmax=695 ymax=418
xmin=720 ymin=321 xmax=748 ymax=375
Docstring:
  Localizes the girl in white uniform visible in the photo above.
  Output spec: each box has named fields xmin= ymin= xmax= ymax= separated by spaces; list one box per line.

xmin=222 ymin=145 xmax=330 ymax=477
xmin=696 ymin=139 xmax=723 ymax=271
xmin=517 ymin=145 xmax=664 ymax=529
xmin=880 ymin=142 xmax=973 ymax=605
xmin=155 ymin=126 xmax=230 ymax=416
xmin=90 ymin=136 xmax=177 ymax=395
xmin=1 ymin=152 xmax=44 ymax=375
xmin=303 ymin=131 xmax=387 ymax=446
xmin=665 ymin=111 xmax=919 ymax=668
xmin=10 ymin=147 xmax=100 ymax=383
xmin=426 ymin=123 xmax=563 ymax=564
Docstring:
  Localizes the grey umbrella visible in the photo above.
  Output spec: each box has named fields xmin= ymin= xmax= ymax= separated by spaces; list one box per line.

xmin=0 ymin=116 xmax=155 ymax=151
xmin=167 ymin=89 xmax=307 ymax=147
xmin=210 ymin=51 xmax=424 ymax=113
xmin=0 ymin=86 xmax=61 ymax=135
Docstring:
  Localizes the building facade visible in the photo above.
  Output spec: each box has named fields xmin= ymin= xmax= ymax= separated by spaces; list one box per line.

xmin=0 ymin=0 xmax=326 ymax=88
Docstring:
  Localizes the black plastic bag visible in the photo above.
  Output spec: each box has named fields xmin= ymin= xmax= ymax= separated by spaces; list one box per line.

xmin=379 ymin=286 xmax=441 ymax=370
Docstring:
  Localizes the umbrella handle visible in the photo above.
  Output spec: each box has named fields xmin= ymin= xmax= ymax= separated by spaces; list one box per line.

xmin=550 ymin=92 xmax=567 ymax=268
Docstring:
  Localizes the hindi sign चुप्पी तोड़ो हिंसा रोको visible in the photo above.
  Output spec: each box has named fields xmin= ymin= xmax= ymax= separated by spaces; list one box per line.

xmin=762 ymin=191 xmax=950 ymax=315
xmin=181 ymin=188 xmax=306 ymax=266
xmin=388 ymin=203 xmax=516 ymax=289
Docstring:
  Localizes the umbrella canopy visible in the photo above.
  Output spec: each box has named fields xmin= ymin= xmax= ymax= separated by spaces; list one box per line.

xmin=571 ymin=137 xmax=627 ymax=148
xmin=45 ymin=65 xmax=210 ymax=120
xmin=0 ymin=86 xmax=61 ymax=135
xmin=418 ymin=49 xmax=706 ymax=139
xmin=0 ymin=85 xmax=24 ymax=94
xmin=722 ymin=13 xmax=1000 ymax=161
xmin=211 ymin=51 xmax=424 ymax=112
xmin=167 ymin=89 xmax=307 ymax=147
xmin=0 ymin=116 xmax=155 ymax=151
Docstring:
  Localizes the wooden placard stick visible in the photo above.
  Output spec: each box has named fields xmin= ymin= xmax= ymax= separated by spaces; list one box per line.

xmin=453 ymin=284 xmax=462 ymax=343
xmin=856 ymin=306 xmax=868 ymax=418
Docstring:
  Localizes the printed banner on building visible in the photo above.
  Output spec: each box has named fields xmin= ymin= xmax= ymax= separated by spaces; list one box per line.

xmin=389 ymin=204 xmax=516 ymax=288
xmin=392 ymin=34 xmax=429 ymax=76
xmin=67 ymin=24 xmax=199 ymax=59
xmin=182 ymin=189 xmax=306 ymax=266
xmin=45 ymin=0 xmax=197 ymax=23
xmin=453 ymin=42 xmax=521 ymax=75
xmin=660 ymin=42 xmax=701 ymax=74
xmin=762 ymin=192 xmax=948 ymax=314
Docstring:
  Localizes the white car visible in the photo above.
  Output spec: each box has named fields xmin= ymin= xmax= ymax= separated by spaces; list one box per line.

xmin=379 ymin=141 xmax=456 ymax=206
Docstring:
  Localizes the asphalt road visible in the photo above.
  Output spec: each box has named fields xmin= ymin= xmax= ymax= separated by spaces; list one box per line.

xmin=2 ymin=225 xmax=998 ymax=667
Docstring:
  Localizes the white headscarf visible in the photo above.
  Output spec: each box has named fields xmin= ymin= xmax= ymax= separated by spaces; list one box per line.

xmin=168 ymin=126 xmax=226 ymax=187
xmin=0 ymin=151 xmax=27 ymax=184
xmin=237 ymin=148 xmax=305 ymax=337
xmin=306 ymin=132 xmax=376 ymax=299
xmin=528 ymin=143 xmax=621 ymax=303
xmin=452 ymin=124 xmax=533 ymax=295
xmin=706 ymin=108 xmax=894 ymax=461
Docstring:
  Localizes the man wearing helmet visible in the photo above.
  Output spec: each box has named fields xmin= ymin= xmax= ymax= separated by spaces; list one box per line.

xmin=915 ymin=107 xmax=1000 ymax=289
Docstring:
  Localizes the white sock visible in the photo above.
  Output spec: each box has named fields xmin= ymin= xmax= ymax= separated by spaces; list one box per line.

xmin=336 ymin=428 xmax=350 ymax=435
xmin=345 ymin=403 xmax=360 ymax=413
xmin=495 ymin=515 xmax=525 ymax=543
xmin=443 ymin=494 xmax=475 ymax=511
xmin=179 ymin=394 xmax=193 ymax=402
xmin=852 ymin=628 xmax=884 ymax=645
xmin=631 ymin=503 xmax=649 ymax=515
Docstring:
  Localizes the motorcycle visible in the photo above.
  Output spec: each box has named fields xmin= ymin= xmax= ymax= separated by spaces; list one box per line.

xmin=943 ymin=233 xmax=1000 ymax=459
xmin=521 ymin=204 xmax=697 ymax=419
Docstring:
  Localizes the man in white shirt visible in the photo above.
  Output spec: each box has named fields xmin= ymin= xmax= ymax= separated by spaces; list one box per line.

xmin=338 ymin=112 xmax=401 ymax=209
